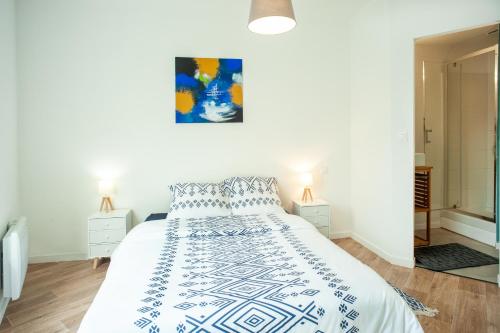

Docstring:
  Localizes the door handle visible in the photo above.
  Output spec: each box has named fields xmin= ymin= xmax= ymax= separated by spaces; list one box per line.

xmin=423 ymin=117 xmax=432 ymax=145
xmin=425 ymin=128 xmax=432 ymax=144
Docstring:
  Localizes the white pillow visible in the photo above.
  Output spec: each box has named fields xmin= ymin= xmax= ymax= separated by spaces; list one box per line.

xmin=167 ymin=182 xmax=231 ymax=219
xmin=222 ymin=176 xmax=284 ymax=215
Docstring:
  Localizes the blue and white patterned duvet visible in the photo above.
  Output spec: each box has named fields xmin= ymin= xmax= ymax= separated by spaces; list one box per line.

xmin=79 ymin=214 xmax=423 ymax=333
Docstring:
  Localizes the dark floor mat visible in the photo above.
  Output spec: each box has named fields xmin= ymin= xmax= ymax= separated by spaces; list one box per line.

xmin=414 ymin=243 xmax=498 ymax=272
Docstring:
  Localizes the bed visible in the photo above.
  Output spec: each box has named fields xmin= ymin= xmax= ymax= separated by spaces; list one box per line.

xmin=78 ymin=212 xmax=423 ymax=333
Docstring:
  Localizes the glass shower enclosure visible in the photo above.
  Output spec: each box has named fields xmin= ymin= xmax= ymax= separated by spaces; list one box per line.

xmin=445 ymin=47 xmax=498 ymax=221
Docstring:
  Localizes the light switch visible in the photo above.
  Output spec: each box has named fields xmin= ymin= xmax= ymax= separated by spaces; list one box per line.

xmin=398 ymin=130 xmax=408 ymax=143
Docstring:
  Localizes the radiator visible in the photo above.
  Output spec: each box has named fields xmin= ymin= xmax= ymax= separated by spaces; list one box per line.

xmin=3 ymin=217 xmax=28 ymax=300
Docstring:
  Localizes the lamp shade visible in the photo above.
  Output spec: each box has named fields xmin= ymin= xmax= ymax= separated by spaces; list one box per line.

xmin=98 ymin=180 xmax=114 ymax=197
xmin=300 ymin=173 xmax=313 ymax=187
xmin=248 ymin=0 xmax=296 ymax=35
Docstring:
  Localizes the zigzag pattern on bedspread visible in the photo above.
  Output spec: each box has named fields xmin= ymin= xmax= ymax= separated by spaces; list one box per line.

xmin=133 ymin=214 xmax=360 ymax=333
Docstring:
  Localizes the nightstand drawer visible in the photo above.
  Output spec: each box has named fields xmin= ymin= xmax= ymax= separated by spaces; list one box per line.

xmin=89 ymin=218 xmax=124 ymax=231
xmin=303 ymin=215 xmax=329 ymax=228
xmin=317 ymin=226 xmax=329 ymax=238
xmin=89 ymin=243 xmax=118 ymax=258
xmin=292 ymin=200 xmax=331 ymax=240
xmin=89 ymin=229 xmax=125 ymax=244
xmin=300 ymin=205 xmax=330 ymax=217
xmin=301 ymin=215 xmax=315 ymax=224
xmin=315 ymin=215 xmax=329 ymax=228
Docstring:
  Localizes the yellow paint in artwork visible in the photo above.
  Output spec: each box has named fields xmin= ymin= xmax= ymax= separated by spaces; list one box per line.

xmin=176 ymin=90 xmax=195 ymax=114
xmin=229 ymin=83 xmax=243 ymax=106
xmin=195 ymin=58 xmax=219 ymax=78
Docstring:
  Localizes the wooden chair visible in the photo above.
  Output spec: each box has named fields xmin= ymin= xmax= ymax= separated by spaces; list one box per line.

xmin=415 ymin=166 xmax=432 ymax=247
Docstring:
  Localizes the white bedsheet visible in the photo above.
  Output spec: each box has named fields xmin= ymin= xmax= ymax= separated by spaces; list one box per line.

xmin=79 ymin=213 xmax=423 ymax=333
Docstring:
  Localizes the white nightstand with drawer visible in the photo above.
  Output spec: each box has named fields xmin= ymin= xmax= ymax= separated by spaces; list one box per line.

xmin=292 ymin=200 xmax=331 ymax=239
xmin=88 ymin=209 xmax=131 ymax=268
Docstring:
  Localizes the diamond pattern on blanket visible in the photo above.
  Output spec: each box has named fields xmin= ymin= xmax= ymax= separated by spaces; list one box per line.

xmin=133 ymin=214 xmax=360 ymax=332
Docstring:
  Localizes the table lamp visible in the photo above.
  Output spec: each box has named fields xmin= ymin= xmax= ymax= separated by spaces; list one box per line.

xmin=300 ymin=172 xmax=313 ymax=203
xmin=98 ymin=180 xmax=114 ymax=212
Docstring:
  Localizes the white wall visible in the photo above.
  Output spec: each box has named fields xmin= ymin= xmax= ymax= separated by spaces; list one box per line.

xmin=350 ymin=0 xmax=500 ymax=267
xmin=17 ymin=0 xmax=356 ymax=261
xmin=0 ymin=0 xmax=18 ymax=241
xmin=16 ymin=0 xmax=500 ymax=266
xmin=0 ymin=0 xmax=19 ymax=313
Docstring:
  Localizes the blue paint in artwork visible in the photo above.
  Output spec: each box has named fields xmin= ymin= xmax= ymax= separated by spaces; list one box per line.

xmin=175 ymin=57 xmax=243 ymax=123
xmin=220 ymin=58 xmax=243 ymax=73
xmin=203 ymin=79 xmax=232 ymax=104
xmin=176 ymin=74 xmax=199 ymax=89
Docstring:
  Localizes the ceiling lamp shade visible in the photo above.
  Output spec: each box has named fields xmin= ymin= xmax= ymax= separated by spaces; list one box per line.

xmin=248 ymin=0 xmax=296 ymax=35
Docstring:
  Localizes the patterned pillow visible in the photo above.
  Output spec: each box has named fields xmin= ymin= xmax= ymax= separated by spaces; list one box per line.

xmin=168 ymin=182 xmax=231 ymax=219
xmin=222 ymin=176 xmax=284 ymax=215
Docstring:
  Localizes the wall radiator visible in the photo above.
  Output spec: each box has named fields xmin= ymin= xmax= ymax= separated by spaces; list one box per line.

xmin=2 ymin=217 xmax=28 ymax=300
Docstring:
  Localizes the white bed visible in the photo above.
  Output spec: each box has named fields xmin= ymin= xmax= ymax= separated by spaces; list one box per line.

xmin=79 ymin=213 xmax=423 ymax=333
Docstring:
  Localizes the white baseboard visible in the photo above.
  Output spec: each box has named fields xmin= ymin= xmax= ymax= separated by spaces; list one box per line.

xmin=331 ymin=231 xmax=352 ymax=239
xmin=0 ymin=297 xmax=10 ymax=324
xmin=440 ymin=217 xmax=496 ymax=247
xmin=350 ymin=232 xmax=414 ymax=268
xmin=29 ymin=252 xmax=87 ymax=264
xmin=329 ymin=230 xmax=414 ymax=268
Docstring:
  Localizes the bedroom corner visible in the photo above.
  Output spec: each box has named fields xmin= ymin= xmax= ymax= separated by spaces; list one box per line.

xmin=0 ymin=0 xmax=20 ymax=324
xmin=0 ymin=0 xmax=499 ymax=332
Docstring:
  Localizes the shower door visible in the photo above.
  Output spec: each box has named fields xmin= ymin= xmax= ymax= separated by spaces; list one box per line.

xmin=446 ymin=48 xmax=498 ymax=221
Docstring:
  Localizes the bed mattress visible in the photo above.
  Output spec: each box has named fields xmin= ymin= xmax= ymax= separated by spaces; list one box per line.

xmin=79 ymin=213 xmax=423 ymax=333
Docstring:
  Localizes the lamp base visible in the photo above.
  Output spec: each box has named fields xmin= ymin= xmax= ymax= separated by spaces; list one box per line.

xmin=99 ymin=197 xmax=114 ymax=213
xmin=301 ymin=187 xmax=313 ymax=203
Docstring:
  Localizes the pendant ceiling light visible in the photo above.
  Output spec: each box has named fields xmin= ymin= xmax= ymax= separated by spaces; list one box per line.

xmin=248 ymin=0 xmax=296 ymax=35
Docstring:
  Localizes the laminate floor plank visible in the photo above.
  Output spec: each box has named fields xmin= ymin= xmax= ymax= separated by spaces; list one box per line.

xmin=1 ymin=260 xmax=108 ymax=333
xmin=333 ymin=238 xmax=499 ymax=333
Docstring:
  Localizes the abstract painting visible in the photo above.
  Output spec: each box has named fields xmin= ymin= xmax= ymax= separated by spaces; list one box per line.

xmin=175 ymin=57 xmax=243 ymax=123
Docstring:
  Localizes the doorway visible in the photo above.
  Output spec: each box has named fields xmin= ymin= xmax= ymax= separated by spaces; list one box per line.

xmin=413 ymin=24 xmax=499 ymax=284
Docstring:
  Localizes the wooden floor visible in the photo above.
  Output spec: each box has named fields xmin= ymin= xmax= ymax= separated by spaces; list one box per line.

xmin=334 ymin=238 xmax=500 ymax=333
xmin=0 ymin=239 xmax=498 ymax=332
xmin=0 ymin=260 xmax=109 ymax=333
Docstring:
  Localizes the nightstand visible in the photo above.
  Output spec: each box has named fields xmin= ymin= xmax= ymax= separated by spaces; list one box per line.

xmin=292 ymin=200 xmax=331 ymax=239
xmin=88 ymin=209 xmax=131 ymax=269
